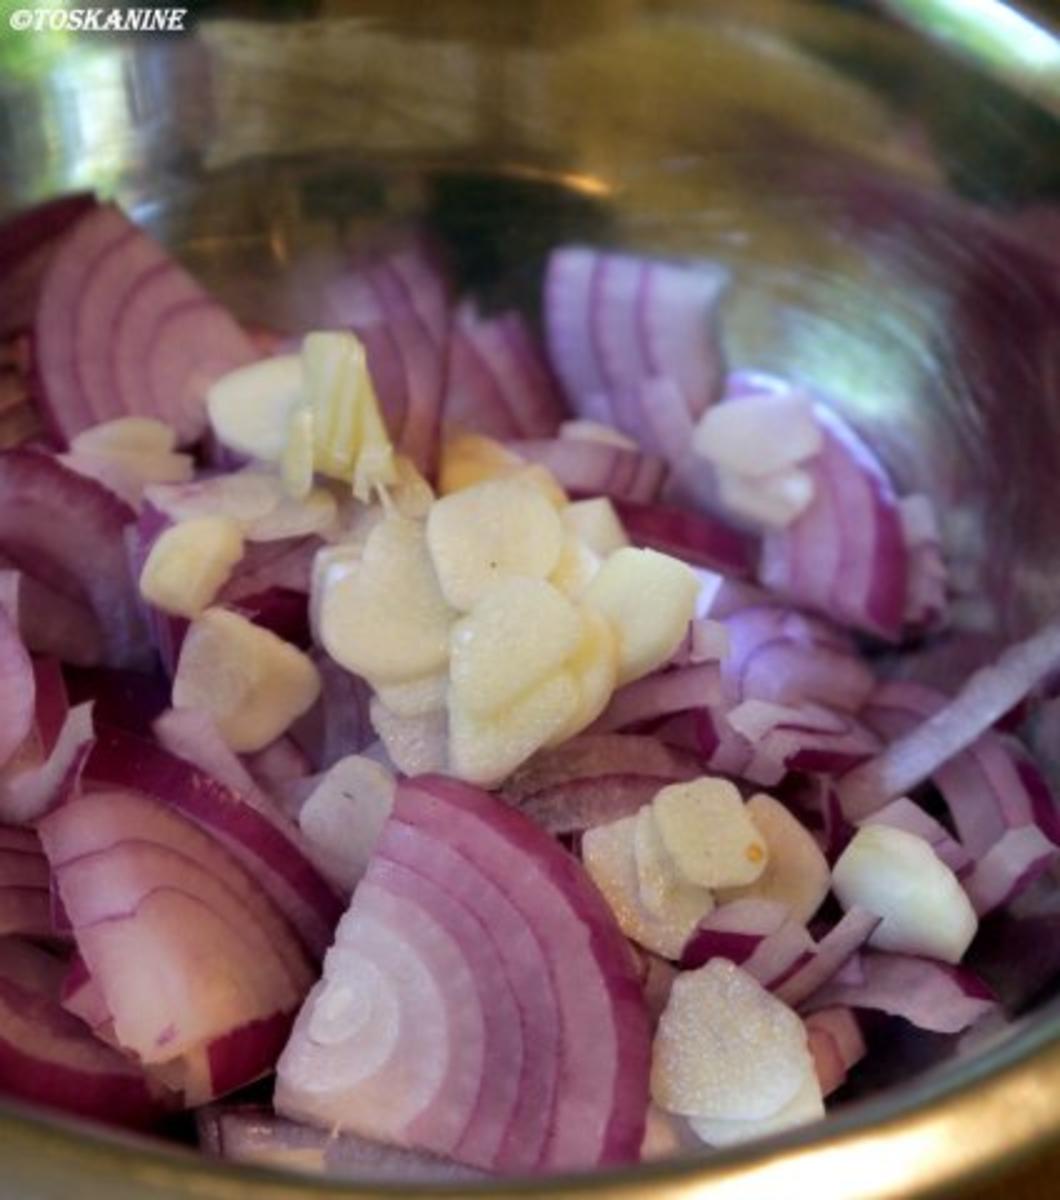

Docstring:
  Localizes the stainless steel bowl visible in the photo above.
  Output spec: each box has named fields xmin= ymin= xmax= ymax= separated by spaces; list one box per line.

xmin=3 ymin=1 xmax=1060 ymax=1195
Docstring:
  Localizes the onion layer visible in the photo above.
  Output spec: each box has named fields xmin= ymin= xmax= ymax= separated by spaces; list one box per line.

xmin=276 ymin=774 xmax=650 ymax=1172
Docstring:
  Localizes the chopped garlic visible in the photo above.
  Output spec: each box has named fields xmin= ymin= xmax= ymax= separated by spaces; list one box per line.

xmin=173 ymin=608 xmax=321 ymax=752
xmin=832 ymin=825 xmax=977 ymax=964
xmin=652 ymin=778 xmax=768 ymax=890
xmin=426 ymin=477 xmax=565 ymax=612
xmin=139 ymin=517 xmax=244 ymax=619
xmin=582 ymin=815 xmax=712 ymax=959
xmin=651 ymin=959 xmax=814 ymax=1121
xmin=584 ymin=547 xmax=699 ymax=685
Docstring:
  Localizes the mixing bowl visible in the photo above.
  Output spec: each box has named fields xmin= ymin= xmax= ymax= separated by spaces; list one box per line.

xmin=2 ymin=1 xmax=1060 ymax=1195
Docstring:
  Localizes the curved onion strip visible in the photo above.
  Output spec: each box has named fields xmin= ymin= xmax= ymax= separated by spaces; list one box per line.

xmin=32 ymin=205 xmax=255 ymax=444
xmin=198 ymin=1104 xmax=489 ymax=1182
xmin=39 ymin=791 xmax=312 ymax=1071
xmin=444 ymin=304 xmax=565 ymax=440
xmin=759 ymin=404 xmax=908 ymax=641
xmin=720 ymin=605 xmax=875 ymax=712
xmin=774 ymin=909 xmax=881 ymax=1008
xmin=276 ymin=774 xmax=650 ymax=1172
xmin=500 ymin=735 xmax=701 ymax=834
xmin=0 ymin=194 xmax=98 ymax=340
xmin=544 ymin=247 xmax=726 ymax=452
xmin=845 ymin=676 xmax=1060 ymax=840
xmin=0 ymin=607 xmax=34 ymax=772
xmin=0 ymin=566 xmax=104 ymax=667
xmin=324 ymin=249 xmax=448 ymax=474
xmin=0 ymin=936 xmax=171 ymax=1130
xmin=507 ymin=438 xmax=665 ymax=504
xmin=84 ymin=726 xmax=344 ymax=958
xmin=805 ymin=1008 xmax=866 ymax=1097
xmin=804 ymin=952 xmax=996 ymax=1034
xmin=612 ymin=498 xmax=757 ymax=577
xmin=0 ymin=449 xmax=149 ymax=667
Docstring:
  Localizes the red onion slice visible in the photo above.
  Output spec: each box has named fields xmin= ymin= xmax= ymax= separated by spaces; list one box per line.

xmin=0 ymin=567 xmax=104 ymax=667
xmin=0 ymin=936 xmax=171 ymax=1130
xmin=805 ymin=1007 xmax=866 ymax=1097
xmin=861 ymin=797 xmax=971 ymax=876
xmin=199 ymin=1105 xmax=489 ymax=1181
xmin=276 ymin=774 xmax=650 ymax=1172
xmin=0 ymin=449 xmax=150 ymax=667
xmin=0 ymin=828 xmax=51 ymax=940
xmin=506 ymin=438 xmax=666 ymax=504
xmin=0 ymin=193 xmax=98 ymax=339
xmin=759 ymin=402 xmax=908 ymax=641
xmin=0 ymin=607 xmax=34 ymax=773
xmin=611 ymin=498 xmax=757 ymax=577
xmin=32 ymin=204 xmax=257 ymax=444
xmin=774 ymin=909 xmax=881 ymax=1008
xmin=720 ymin=605 xmax=875 ymax=713
xmin=324 ymin=248 xmax=449 ymax=475
xmin=804 ymin=952 xmax=997 ymax=1033
xmin=85 ymin=726 xmax=343 ymax=958
xmin=544 ymin=248 xmax=726 ymax=452
xmin=500 ymin=734 xmax=701 ymax=834
xmin=289 ymin=653 xmax=375 ymax=773
xmin=39 ymin=789 xmax=313 ymax=1070
xmin=0 ymin=702 xmax=94 ymax=826
xmin=444 ymin=303 xmax=565 ymax=440
xmin=961 ymin=826 xmax=1059 ymax=916
xmin=844 ymin=675 xmax=1060 ymax=838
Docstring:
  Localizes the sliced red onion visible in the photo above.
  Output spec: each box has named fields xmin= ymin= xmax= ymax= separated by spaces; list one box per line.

xmin=84 ymin=725 xmax=344 ymax=958
xmin=804 ymin=952 xmax=997 ymax=1033
xmin=244 ymin=737 xmax=313 ymax=795
xmin=961 ymin=826 xmax=1059 ymax=916
xmin=290 ymin=654 xmax=375 ymax=773
xmin=154 ymin=707 xmax=272 ymax=811
xmin=199 ymin=1105 xmax=489 ymax=1181
xmin=444 ymin=302 xmax=565 ymax=440
xmin=0 ymin=936 xmax=172 ymax=1129
xmin=862 ymin=797 xmax=971 ymax=876
xmin=774 ymin=909 xmax=881 ymax=1008
xmin=0 ymin=607 xmax=34 ymax=773
xmin=31 ymin=658 xmax=69 ymax=754
xmin=500 ymin=734 xmax=701 ymax=834
xmin=276 ymin=774 xmax=651 ymax=1171
xmin=506 ymin=438 xmax=666 ymax=504
xmin=39 ymin=789 xmax=313 ymax=1081
xmin=724 ymin=700 xmax=881 ymax=787
xmin=741 ymin=921 xmax=816 ymax=990
xmin=805 ymin=1007 xmax=866 ymax=1097
xmin=611 ymin=498 xmax=757 ymax=577
xmin=844 ymin=676 xmax=1060 ymax=838
xmin=759 ymin=402 xmax=908 ymax=641
xmin=0 ymin=702 xmax=94 ymax=826
xmin=0 ymin=826 xmax=52 ymax=939
xmin=679 ymin=899 xmax=790 ymax=970
xmin=0 ymin=449 xmax=150 ymax=667
xmin=595 ymin=664 xmax=723 ymax=734
xmin=0 ymin=193 xmax=98 ymax=339
xmin=720 ymin=605 xmax=875 ymax=713
xmin=220 ymin=536 xmax=316 ymax=602
xmin=324 ymin=248 xmax=448 ymax=475
xmin=32 ymin=204 xmax=257 ymax=445
xmin=544 ymin=247 xmax=726 ymax=452
xmin=0 ymin=566 xmax=104 ymax=667
xmin=60 ymin=953 xmax=114 ymax=1038
xmin=899 ymin=494 xmax=948 ymax=630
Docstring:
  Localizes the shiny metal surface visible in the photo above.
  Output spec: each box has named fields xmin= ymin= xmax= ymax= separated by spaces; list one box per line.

xmin=2 ymin=1 xmax=1060 ymax=1196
